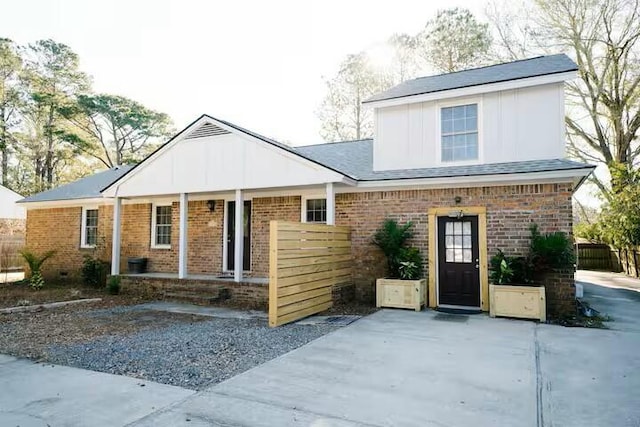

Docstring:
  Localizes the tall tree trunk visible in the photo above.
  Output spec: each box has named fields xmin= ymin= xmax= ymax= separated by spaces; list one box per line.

xmin=45 ymin=105 xmax=54 ymax=189
xmin=0 ymin=105 xmax=6 ymax=186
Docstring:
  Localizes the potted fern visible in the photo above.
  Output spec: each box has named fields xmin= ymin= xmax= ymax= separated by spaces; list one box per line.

xmin=372 ymin=219 xmax=426 ymax=311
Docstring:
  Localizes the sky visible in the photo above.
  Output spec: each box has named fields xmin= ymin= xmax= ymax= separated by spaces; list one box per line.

xmin=3 ymin=0 xmax=487 ymax=145
xmin=3 ymin=0 xmax=602 ymax=205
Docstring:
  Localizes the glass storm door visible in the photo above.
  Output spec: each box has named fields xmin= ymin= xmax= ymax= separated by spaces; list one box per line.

xmin=437 ymin=216 xmax=480 ymax=307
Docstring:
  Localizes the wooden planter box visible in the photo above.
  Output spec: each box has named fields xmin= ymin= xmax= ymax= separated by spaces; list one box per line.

xmin=489 ymin=284 xmax=546 ymax=322
xmin=376 ymin=278 xmax=427 ymax=311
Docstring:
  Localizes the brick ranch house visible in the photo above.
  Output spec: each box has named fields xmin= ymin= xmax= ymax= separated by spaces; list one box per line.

xmin=19 ymin=54 xmax=594 ymax=317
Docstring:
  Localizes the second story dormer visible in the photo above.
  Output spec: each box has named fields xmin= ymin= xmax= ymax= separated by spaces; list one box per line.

xmin=363 ymin=54 xmax=578 ymax=172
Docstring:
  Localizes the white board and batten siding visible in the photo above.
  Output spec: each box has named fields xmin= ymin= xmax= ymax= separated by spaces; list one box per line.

xmin=0 ymin=185 xmax=25 ymax=219
xmin=104 ymin=120 xmax=345 ymax=198
xmin=373 ymin=83 xmax=566 ymax=171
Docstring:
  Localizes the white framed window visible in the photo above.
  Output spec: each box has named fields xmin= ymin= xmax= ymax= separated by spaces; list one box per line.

xmin=440 ymin=103 xmax=479 ymax=162
xmin=151 ymin=204 xmax=172 ymax=249
xmin=301 ymin=197 xmax=327 ymax=223
xmin=80 ymin=207 xmax=99 ymax=248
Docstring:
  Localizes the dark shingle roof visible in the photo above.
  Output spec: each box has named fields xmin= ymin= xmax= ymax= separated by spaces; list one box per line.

xmin=296 ymin=139 xmax=593 ymax=181
xmin=365 ymin=54 xmax=578 ymax=104
xmin=19 ymin=165 xmax=134 ymax=203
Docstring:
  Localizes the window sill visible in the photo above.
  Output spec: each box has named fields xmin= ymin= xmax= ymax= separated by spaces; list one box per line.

xmin=80 ymin=245 xmax=96 ymax=250
xmin=151 ymin=245 xmax=172 ymax=250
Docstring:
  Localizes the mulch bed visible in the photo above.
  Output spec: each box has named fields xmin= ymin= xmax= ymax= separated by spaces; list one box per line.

xmin=0 ymin=281 xmax=108 ymax=309
xmin=0 ymin=299 xmax=208 ymax=360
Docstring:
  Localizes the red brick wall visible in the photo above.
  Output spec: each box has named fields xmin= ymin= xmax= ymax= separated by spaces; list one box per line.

xmin=250 ymin=196 xmax=301 ymax=276
xmin=335 ymin=183 xmax=573 ymax=286
xmin=25 ymin=182 xmax=574 ymax=314
xmin=187 ymin=200 xmax=224 ymax=274
xmin=25 ymin=207 xmax=91 ymax=280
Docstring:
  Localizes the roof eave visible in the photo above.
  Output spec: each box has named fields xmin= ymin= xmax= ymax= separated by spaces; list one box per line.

xmin=363 ymin=70 xmax=578 ymax=108
xmin=351 ymin=166 xmax=595 ymax=189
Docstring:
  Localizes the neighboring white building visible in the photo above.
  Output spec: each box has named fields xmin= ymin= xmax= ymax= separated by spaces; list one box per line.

xmin=0 ymin=184 xmax=25 ymax=220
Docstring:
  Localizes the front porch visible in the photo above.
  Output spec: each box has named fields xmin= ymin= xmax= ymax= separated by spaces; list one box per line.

xmin=110 ymin=185 xmax=338 ymax=283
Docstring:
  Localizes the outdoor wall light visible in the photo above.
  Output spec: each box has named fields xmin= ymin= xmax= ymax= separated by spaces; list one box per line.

xmin=207 ymin=200 xmax=216 ymax=212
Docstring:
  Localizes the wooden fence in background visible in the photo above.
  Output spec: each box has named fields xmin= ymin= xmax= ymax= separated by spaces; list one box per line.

xmin=576 ymin=243 xmax=615 ymax=271
xmin=269 ymin=221 xmax=352 ymax=327
xmin=575 ymin=243 xmax=640 ymax=277
xmin=0 ymin=236 xmax=24 ymax=272
xmin=613 ymin=248 xmax=639 ymax=277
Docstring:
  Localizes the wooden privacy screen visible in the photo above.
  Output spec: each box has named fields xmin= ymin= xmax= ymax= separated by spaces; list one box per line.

xmin=269 ymin=221 xmax=352 ymax=327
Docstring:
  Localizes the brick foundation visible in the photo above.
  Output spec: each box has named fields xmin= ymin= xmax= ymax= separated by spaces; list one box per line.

xmin=118 ymin=275 xmax=268 ymax=309
xmin=332 ymin=282 xmax=356 ymax=305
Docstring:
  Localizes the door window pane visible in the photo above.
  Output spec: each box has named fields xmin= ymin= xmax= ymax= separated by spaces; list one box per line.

xmin=444 ymin=220 xmax=473 ymax=263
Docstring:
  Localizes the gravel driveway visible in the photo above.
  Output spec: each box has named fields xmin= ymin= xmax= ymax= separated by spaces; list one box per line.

xmin=44 ymin=307 xmax=338 ymax=390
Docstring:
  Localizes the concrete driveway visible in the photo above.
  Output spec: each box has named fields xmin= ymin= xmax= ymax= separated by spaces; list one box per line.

xmin=2 ymin=271 xmax=639 ymax=426
xmin=0 ymin=355 xmax=194 ymax=426
xmin=133 ymin=272 xmax=640 ymax=427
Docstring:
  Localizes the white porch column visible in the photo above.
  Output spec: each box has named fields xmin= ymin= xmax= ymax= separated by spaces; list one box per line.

xmin=111 ymin=197 xmax=122 ymax=275
xmin=178 ymin=193 xmax=188 ymax=279
xmin=234 ymin=189 xmax=244 ymax=282
xmin=326 ymin=182 xmax=335 ymax=225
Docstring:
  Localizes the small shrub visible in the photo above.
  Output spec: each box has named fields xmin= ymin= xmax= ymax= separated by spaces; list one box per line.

xmin=20 ymin=249 xmax=56 ymax=289
xmin=82 ymin=255 xmax=106 ymax=287
xmin=107 ymin=276 xmax=121 ymax=295
xmin=372 ymin=219 xmax=415 ymax=278
xmin=530 ymin=224 xmax=575 ymax=272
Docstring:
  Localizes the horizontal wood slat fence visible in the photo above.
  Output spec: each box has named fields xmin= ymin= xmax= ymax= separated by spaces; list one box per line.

xmin=0 ymin=236 xmax=24 ymax=272
xmin=269 ymin=221 xmax=352 ymax=327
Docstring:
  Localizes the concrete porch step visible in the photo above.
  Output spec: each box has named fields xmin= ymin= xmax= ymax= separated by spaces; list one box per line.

xmin=163 ymin=290 xmax=230 ymax=305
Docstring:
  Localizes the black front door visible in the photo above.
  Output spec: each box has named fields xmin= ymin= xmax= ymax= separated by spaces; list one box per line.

xmin=227 ymin=201 xmax=251 ymax=271
xmin=437 ymin=215 xmax=480 ymax=307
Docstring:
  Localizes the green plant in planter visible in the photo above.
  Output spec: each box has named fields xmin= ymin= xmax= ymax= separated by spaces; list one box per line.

xmin=372 ymin=219 xmax=422 ymax=279
xmin=20 ymin=249 xmax=56 ymax=289
xmin=397 ymin=247 xmax=423 ymax=280
xmin=490 ymin=251 xmax=514 ymax=284
xmin=529 ymin=224 xmax=575 ymax=272
xmin=490 ymin=250 xmax=534 ymax=285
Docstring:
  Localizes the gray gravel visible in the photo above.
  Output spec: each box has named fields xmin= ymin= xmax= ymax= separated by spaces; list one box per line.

xmin=47 ymin=315 xmax=339 ymax=390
